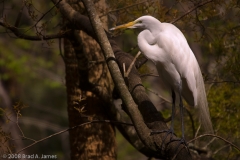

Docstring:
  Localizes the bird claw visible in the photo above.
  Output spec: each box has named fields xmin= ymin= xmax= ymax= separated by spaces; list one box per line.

xmin=150 ymin=128 xmax=176 ymax=150
xmin=170 ymin=137 xmax=190 ymax=155
xmin=150 ymin=129 xmax=190 ymax=154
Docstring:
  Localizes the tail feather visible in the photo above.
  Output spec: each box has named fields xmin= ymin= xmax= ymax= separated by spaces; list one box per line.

xmin=196 ymin=67 xmax=213 ymax=133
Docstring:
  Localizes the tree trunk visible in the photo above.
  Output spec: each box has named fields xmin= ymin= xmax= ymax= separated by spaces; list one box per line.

xmin=64 ymin=1 xmax=116 ymax=159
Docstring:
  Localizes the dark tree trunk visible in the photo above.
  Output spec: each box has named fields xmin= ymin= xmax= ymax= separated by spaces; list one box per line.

xmin=64 ymin=1 xmax=116 ymax=159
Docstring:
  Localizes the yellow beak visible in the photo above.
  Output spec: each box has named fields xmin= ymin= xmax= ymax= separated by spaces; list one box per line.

xmin=109 ymin=21 xmax=136 ymax=30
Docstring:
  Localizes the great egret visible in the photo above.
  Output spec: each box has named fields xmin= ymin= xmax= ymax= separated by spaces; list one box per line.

xmin=110 ymin=16 xmax=213 ymax=138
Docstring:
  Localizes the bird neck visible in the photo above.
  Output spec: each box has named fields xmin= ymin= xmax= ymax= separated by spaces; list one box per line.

xmin=137 ymin=30 xmax=159 ymax=62
xmin=148 ymin=21 xmax=162 ymax=34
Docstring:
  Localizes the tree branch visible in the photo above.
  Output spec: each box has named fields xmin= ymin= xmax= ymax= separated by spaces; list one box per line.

xmin=187 ymin=134 xmax=240 ymax=152
xmin=124 ymin=51 xmax=141 ymax=78
xmin=0 ymin=21 xmax=67 ymax=40
xmin=17 ymin=120 xmax=133 ymax=153
xmin=81 ymin=0 xmax=154 ymax=148
xmin=171 ymin=0 xmax=213 ymax=24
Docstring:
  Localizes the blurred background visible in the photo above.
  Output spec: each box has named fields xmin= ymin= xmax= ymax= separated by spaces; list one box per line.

xmin=0 ymin=0 xmax=240 ymax=159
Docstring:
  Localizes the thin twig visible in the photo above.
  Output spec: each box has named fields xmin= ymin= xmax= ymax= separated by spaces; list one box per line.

xmin=184 ymin=108 xmax=196 ymax=138
xmin=125 ymin=51 xmax=141 ymax=78
xmin=145 ymin=88 xmax=171 ymax=104
xmin=0 ymin=0 xmax=66 ymax=40
xmin=123 ymin=63 xmax=126 ymax=76
xmin=140 ymin=73 xmax=159 ymax=78
xmin=194 ymin=124 xmax=201 ymax=138
xmin=171 ymin=0 xmax=213 ymax=24
xmin=188 ymin=145 xmax=208 ymax=154
xmin=17 ymin=120 xmax=133 ymax=153
xmin=213 ymin=144 xmax=231 ymax=155
xmin=59 ymin=37 xmax=65 ymax=61
xmin=100 ymin=0 xmax=157 ymax=18
xmin=25 ymin=0 xmax=62 ymax=32
xmin=175 ymin=133 xmax=240 ymax=159
xmin=0 ymin=20 xmax=67 ymax=40
xmin=14 ymin=2 xmax=25 ymax=27
xmin=205 ymin=137 xmax=216 ymax=148
xmin=194 ymin=4 xmax=206 ymax=41
xmin=187 ymin=134 xmax=240 ymax=152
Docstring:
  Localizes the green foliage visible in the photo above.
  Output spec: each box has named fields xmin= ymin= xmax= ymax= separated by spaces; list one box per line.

xmin=209 ymin=83 xmax=240 ymax=138
xmin=208 ymin=83 xmax=240 ymax=159
xmin=0 ymin=42 xmax=30 ymax=81
xmin=0 ymin=38 xmax=63 ymax=89
xmin=0 ymin=1 xmax=66 ymax=157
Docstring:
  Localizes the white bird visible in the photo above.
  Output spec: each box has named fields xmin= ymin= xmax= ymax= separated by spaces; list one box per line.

xmin=110 ymin=16 xmax=213 ymax=137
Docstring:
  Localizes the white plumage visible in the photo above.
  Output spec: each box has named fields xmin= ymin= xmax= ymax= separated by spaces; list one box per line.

xmin=110 ymin=15 xmax=213 ymax=133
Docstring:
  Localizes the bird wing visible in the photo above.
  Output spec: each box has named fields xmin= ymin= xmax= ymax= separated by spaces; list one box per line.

xmin=155 ymin=23 xmax=198 ymax=106
xmin=156 ymin=24 xmax=213 ymax=132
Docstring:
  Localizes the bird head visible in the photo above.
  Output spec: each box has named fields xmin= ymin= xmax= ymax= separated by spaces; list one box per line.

xmin=109 ymin=16 xmax=160 ymax=31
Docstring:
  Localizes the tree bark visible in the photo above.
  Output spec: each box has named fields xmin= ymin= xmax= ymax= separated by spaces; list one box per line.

xmin=64 ymin=1 xmax=116 ymax=159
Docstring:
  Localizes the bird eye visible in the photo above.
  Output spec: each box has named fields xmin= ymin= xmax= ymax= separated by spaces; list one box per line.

xmin=138 ymin=20 xmax=142 ymax=23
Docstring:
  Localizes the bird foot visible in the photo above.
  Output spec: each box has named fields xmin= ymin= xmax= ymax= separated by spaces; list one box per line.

xmin=150 ymin=128 xmax=176 ymax=150
xmin=169 ymin=137 xmax=190 ymax=155
xmin=150 ymin=129 xmax=190 ymax=154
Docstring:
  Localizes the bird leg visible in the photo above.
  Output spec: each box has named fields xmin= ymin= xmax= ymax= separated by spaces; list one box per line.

xmin=170 ymin=90 xmax=176 ymax=134
xmin=151 ymin=89 xmax=190 ymax=154
xmin=163 ymin=88 xmax=190 ymax=154
xmin=150 ymin=90 xmax=177 ymax=149
xmin=179 ymin=90 xmax=185 ymax=139
xmin=171 ymin=87 xmax=190 ymax=154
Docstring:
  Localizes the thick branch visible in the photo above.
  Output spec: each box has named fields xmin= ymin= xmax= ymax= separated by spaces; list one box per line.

xmin=81 ymin=0 xmax=153 ymax=147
